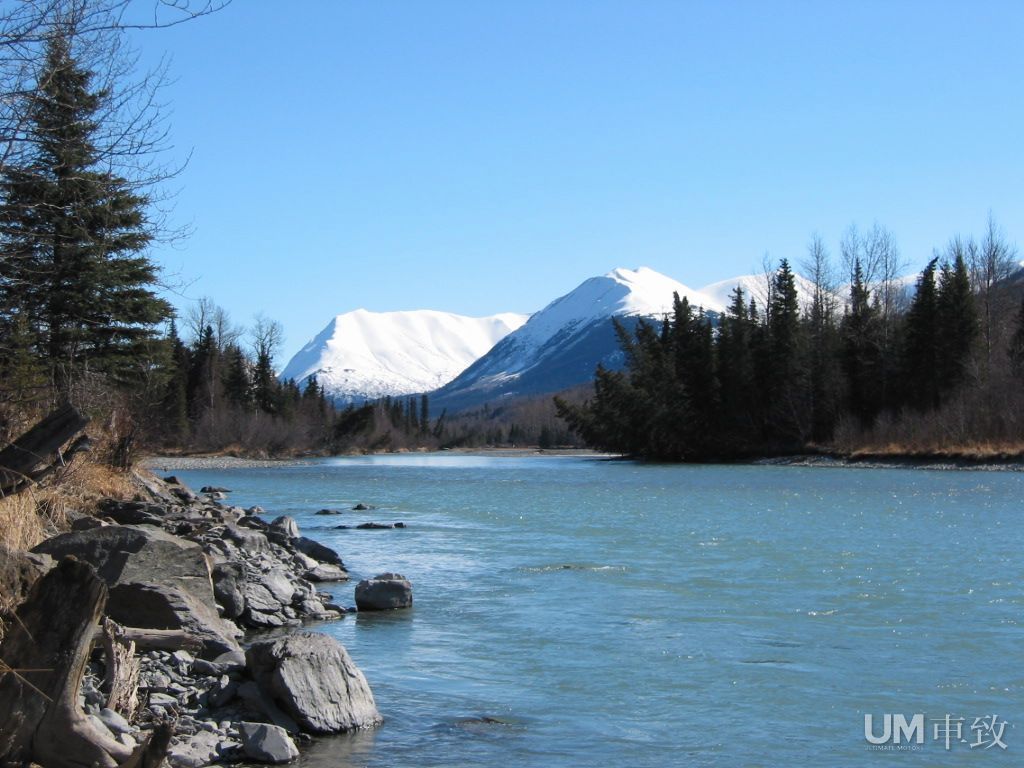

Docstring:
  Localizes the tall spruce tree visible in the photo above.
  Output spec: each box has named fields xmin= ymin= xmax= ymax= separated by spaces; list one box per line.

xmin=901 ymin=258 xmax=940 ymax=410
xmin=841 ymin=259 xmax=883 ymax=425
xmin=0 ymin=21 xmax=170 ymax=392
xmin=935 ymin=252 xmax=978 ymax=394
xmin=768 ymin=259 xmax=805 ymax=441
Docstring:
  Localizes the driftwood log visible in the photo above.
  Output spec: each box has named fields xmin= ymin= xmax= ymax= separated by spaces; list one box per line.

xmin=0 ymin=403 xmax=91 ymax=495
xmin=92 ymin=625 xmax=203 ymax=654
xmin=101 ymin=619 xmax=141 ymax=719
xmin=0 ymin=557 xmax=171 ymax=768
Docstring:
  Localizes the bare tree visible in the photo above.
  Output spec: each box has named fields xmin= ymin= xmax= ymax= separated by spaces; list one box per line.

xmin=966 ymin=214 xmax=1018 ymax=379
xmin=801 ymin=232 xmax=839 ymax=323
xmin=184 ymin=296 xmax=243 ymax=349
xmin=250 ymin=312 xmax=283 ymax=365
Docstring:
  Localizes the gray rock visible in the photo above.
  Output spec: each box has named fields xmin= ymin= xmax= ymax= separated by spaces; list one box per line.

xmin=98 ymin=707 xmax=132 ymax=735
xmin=304 ymin=563 xmax=349 ymax=582
xmin=107 ymin=581 xmax=242 ymax=659
xmin=167 ymin=729 xmax=223 ymax=768
xmin=32 ymin=525 xmax=216 ymax=604
xmin=149 ymin=692 xmax=179 ymax=707
xmin=246 ymin=632 xmax=382 ymax=734
xmin=238 ymin=722 xmax=299 ymax=764
xmin=71 ymin=516 xmax=108 ymax=531
xmin=212 ymin=561 xmax=247 ymax=619
xmin=269 ymin=516 xmax=300 ymax=539
xmin=355 ymin=572 xmax=413 ymax=611
xmin=293 ymin=537 xmax=345 ymax=568
xmin=222 ymin=524 xmax=270 ymax=555
xmin=259 ymin=567 xmax=296 ymax=605
xmin=200 ymin=486 xmax=231 ymax=494
xmin=236 ymin=681 xmax=300 ymax=733
xmin=314 ymin=508 xmax=342 ymax=515
xmin=212 ymin=649 xmax=247 ymax=670
xmin=95 ymin=499 xmax=168 ymax=526
xmin=355 ymin=522 xmax=394 ymax=530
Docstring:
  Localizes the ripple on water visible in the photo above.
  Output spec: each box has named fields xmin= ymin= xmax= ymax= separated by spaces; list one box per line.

xmin=168 ymin=457 xmax=1024 ymax=768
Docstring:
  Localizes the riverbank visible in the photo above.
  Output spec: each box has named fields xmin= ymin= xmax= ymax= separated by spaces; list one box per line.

xmin=754 ymin=452 xmax=1024 ymax=471
xmin=142 ymin=448 xmax=611 ymax=472
xmin=0 ymin=469 xmax=388 ymax=767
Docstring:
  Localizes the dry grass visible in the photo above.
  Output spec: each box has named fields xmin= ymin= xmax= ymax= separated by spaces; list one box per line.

xmin=848 ymin=440 xmax=1024 ymax=461
xmin=0 ymin=453 xmax=134 ymax=554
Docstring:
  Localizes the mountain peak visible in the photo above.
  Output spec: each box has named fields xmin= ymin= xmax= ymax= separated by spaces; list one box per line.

xmin=280 ymin=308 xmax=528 ymax=403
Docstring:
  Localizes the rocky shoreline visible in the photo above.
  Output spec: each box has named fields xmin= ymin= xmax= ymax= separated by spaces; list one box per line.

xmin=1 ymin=471 xmax=410 ymax=767
xmin=753 ymin=453 xmax=1024 ymax=472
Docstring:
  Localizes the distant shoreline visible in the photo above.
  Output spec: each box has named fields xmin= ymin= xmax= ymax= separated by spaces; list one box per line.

xmin=141 ymin=447 xmax=612 ymax=471
xmin=142 ymin=448 xmax=1024 ymax=473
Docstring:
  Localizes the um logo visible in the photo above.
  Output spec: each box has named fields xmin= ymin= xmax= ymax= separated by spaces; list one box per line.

xmin=865 ymin=714 xmax=926 ymax=745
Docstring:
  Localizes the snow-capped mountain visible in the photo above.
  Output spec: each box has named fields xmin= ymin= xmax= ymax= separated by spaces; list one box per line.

xmin=430 ymin=267 xmax=724 ymax=411
xmin=280 ymin=309 xmax=528 ymax=403
xmin=700 ymin=273 xmax=824 ymax=314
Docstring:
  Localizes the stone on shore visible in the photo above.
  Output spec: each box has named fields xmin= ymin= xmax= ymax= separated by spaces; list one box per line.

xmin=106 ymin=581 xmax=243 ymax=658
xmin=246 ymin=632 xmax=382 ymax=734
xmin=293 ymin=537 xmax=346 ymax=569
xmin=355 ymin=572 xmax=413 ymax=611
xmin=238 ymin=722 xmax=300 ymax=764
xmin=269 ymin=516 xmax=300 ymax=541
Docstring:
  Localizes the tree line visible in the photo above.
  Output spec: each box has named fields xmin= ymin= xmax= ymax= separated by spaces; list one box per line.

xmin=557 ymin=221 xmax=1024 ymax=460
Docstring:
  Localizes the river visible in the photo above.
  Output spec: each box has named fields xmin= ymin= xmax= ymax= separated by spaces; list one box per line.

xmin=166 ymin=455 xmax=1023 ymax=766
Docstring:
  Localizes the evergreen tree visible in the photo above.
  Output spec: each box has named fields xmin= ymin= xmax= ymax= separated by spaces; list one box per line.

xmin=901 ymin=258 xmax=940 ymax=409
xmin=420 ymin=393 xmax=430 ymax=434
xmin=767 ymin=259 xmax=805 ymax=440
xmin=716 ymin=287 xmax=758 ymax=441
xmin=1009 ymin=296 xmax=1024 ymax=380
xmin=159 ymin=318 xmax=189 ymax=443
xmin=0 ymin=22 xmax=170 ymax=391
xmin=935 ymin=251 xmax=978 ymax=393
xmin=252 ymin=346 xmax=279 ymax=415
xmin=222 ymin=344 xmax=251 ymax=409
xmin=841 ymin=259 xmax=883 ymax=424
xmin=188 ymin=324 xmax=219 ymax=420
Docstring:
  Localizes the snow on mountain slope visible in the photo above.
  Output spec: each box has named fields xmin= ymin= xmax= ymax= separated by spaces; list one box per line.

xmin=432 ymin=267 xmax=724 ymax=410
xmin=513 ymin=266 xmax=724 ymax=358
xmin=699 ymin=273 xmax=824 ymax=313
xmin=280 ymin=309 xmax=528 ymax=402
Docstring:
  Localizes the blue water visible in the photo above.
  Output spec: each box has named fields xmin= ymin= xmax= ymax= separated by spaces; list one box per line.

xmin=165 ymin=456 xmax=1023 ymax=766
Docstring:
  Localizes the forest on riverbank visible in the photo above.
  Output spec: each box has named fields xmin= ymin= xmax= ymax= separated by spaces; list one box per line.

xmin=1 ymin=0 xmax=1022 ymax=466
xmin=557 ymin=224 xmax=1024 ymax=461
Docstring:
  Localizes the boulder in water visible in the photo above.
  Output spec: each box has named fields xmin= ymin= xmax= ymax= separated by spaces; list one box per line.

xmin=355 ymin=572 xmax=412 ymax=611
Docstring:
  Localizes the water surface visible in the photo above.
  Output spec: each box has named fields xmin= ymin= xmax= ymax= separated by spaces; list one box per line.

xmin=166 ymin=456 xmax=1023 ymax=766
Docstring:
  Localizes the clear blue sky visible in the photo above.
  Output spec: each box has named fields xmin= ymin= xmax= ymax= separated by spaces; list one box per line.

xmin=130 ymin=1 xmax=1024 ymax=361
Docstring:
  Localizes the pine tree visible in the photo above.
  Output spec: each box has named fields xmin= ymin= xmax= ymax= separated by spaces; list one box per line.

xmin=0 ymin=22 xmax=170 ymax=391
xmin=222 ymin=344 xmax=252 ymax=409
xmin=901 ymin=258 xmax=940 ymax=409
xmin=187 ymin=324 xmax=220 ymax=420
xmin=1009 ymin=297 xmax=1024 ymax=380
xmin=935 ymin=251 xmax=978 ymax=394
xmin=252 ymin=348 xmax=279 ymax=415
xmin=716 ymin=286 xmax=757 ymax=443
xmin=767 ymin=259 xmax=805 ymax=441
xmin=841 ymin=259 xmax=883 ymax=425
xmin=160 ymin=318 xmax=190 ymax=443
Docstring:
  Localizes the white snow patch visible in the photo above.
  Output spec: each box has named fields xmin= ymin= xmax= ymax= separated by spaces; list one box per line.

xmin=280 ymin=309 xmax=528 ymax=401
xmin=514 ymin=266 xmax=725 ymax=352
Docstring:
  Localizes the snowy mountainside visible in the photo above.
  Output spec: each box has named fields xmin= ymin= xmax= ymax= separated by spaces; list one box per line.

xmin=430 ymin=267 xmax=725 ymax=411
xmin=280 ymin=309 xmax=528 ymax=403
xmin=699 ymin=273 xmax=824 ymax=314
